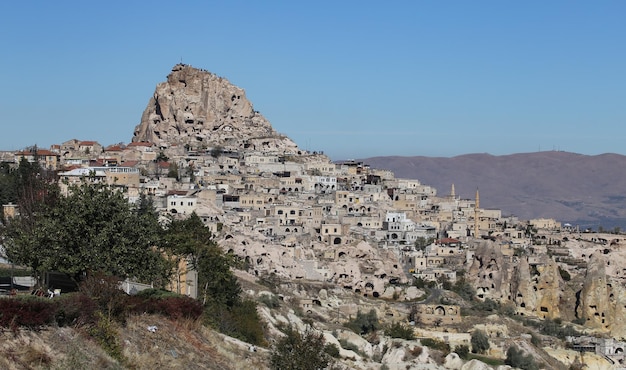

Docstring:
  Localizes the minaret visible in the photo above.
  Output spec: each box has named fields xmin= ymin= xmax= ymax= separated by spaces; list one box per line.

xmin=450 ymin=184 xmax=455 ymax=199
xmin=474 ymin=188 xmax=480 ymax=238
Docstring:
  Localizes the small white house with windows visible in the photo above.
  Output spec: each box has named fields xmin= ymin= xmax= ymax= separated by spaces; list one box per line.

xmin=167 ymin=193 xmax=198 ymax=214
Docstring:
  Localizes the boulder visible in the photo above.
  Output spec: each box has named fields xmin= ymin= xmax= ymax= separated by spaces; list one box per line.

xmin=444 ymin=352 xmax=464 ymax=369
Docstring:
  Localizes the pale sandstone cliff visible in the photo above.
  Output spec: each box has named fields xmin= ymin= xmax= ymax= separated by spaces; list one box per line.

xmin=577 ymin=254 xmax=626 ymax=337
xmin=132 ymin=64 xmax=299 ymax=154
xmin=469 ymin=241 xmax=626 ymax=337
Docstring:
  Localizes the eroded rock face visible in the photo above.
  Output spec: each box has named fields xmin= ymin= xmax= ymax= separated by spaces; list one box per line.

xmin=468 ymin=243 xmax=626 ymax=336
xmin=467 ymin=241 xmax=511 ymax=301
xmin=469 ymin=243 xmax=576 ymax=322
xmin=132 ymin=64 xmax=299 ymax=153
xmin=512 ymin=256 xmax=565 ymax=320
xmin=577 ymin=254 xmax=626 ymax=336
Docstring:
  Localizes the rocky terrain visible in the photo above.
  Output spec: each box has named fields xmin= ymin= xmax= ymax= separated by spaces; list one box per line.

xmin=360 ymin=152 xmax=626 ymax=229
xmin=132 ymin=64 xmax=300 ymax=155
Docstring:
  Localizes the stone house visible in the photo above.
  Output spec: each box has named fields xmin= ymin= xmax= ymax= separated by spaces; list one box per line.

xmin=102 ymin=144 xmax=125 ymax=163
xmin=165 ymin=257 xmax=198 ymax=299
xmin=530 ymin=218 xmax=561 ymax=230
xmin=239 ymin=193 xmax=266 ymax=210
xmin=273 ymin=204 xmax=303 ymax=226
xmin=397 ymin=179 xmax=423 ymax=190
xmin=414 ymin=255 xmax=445 ymax=271
xmin=3 ymin=203 xmax=19 ymax=220
xmin=337 ymin=160 xmax=367 ymax=176
xmin=320 ymin=222 xmax=346 ymax=245
xmin=242 ymin=152 xmax=280 ymax=166
xmin=60 ymin=139 xmax=80 ymax=154
xmin=415 ymin=304 xmax=462 ymax=325
xmin=167 ymin=193 xmax=198 ymax=215
xmin=414 ymin=268 xmax=457 ymax=283
xmin=341 ymin=214 xmax=383 ymax=229
xmin=57 ymin=165 xmax=139 ymax=196
xmin=305 ymin=162 xmax=338 ymax=176
xmin=279 ymin=176 xmax=305 ymax=193
xmin=125 ymin=141 xmax=157 ymax=162
xmin=103 ymin=166 xmax=140 ymax=188
xmin=14 ymin=149 xmax=61 ymax=170
xmin=313 ymin=175 xmax=337 ymax=193
xmin=298 ymin=205 xmax=324 ymax=230
xmin=77 ymin=141 xmax=103 ymax=156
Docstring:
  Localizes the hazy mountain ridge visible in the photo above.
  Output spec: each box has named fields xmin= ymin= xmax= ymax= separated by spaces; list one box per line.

xmin=360 ymin=151 xmax=626 ymax=229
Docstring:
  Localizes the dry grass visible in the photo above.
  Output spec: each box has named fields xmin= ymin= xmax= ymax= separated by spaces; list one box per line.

xmin=0 ymin=314 xmax=269 ymax=370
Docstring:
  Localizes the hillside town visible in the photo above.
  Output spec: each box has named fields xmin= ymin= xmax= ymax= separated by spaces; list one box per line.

xmin=2 ymin=64 xmax=626 ymax=369
xmin=1 ymin=137 xmax=560 ymax=293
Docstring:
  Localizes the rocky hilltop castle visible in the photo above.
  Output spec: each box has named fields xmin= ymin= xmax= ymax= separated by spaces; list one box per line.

xmin=132 ymin=64 xmax=299 ymax=155
xmin=6 ymin=64 xmax=626 ymax=369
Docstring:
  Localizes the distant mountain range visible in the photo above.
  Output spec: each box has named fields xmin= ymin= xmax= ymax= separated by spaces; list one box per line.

xmin=360 ymin=151 xmax=626 ymax=230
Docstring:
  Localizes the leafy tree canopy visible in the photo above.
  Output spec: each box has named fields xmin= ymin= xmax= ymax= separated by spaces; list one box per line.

xmin=505 ymin=345 xmax=538 ymax=370
xmin=344 ymin=309 xmax=380 ymax=335
xmin=163 ymin=213 xmax=241 ymax=307
xmin=270 ymin=325 xmax=335 ymax=370
xmin=471 ymin=329 xmax=490 ymax=354
xmin=3 ymin=181 xmax=170 ymax=285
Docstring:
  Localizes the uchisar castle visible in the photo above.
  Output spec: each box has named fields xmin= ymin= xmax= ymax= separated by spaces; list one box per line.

xmin=6 ymin=64 xmax=626 ymax=369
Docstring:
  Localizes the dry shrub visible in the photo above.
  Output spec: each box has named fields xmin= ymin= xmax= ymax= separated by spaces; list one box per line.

xmin=127 ymin=295 xmax=203 ymax=320
xmin=88 ymin=312 xmax=124 ymax=363
xmin=428 ymin=349 xmax=446 ymax=365
xmin=410 ymin=345 xmax=423 ymax=357
xmin=20 ymin=345 xmax=52 ymax=367
xmin=403 ymin=345 xmax=423 ymax=361
xmin=205 ymin=299 xmax=266 ymax=346
xmin=0 ymin=297 xmax=55 ymax=332
xmin=54 ymin=292 xmax=98 ymax=327
xmin=79 ymin=272 xmax=128 ymax=321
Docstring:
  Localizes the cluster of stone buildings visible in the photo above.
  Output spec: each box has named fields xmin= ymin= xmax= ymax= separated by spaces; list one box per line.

xmin=1 ymin=139 xmax=565 ymax=295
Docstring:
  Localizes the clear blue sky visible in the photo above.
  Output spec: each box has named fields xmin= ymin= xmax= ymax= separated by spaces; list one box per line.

xmin=1 ymin=1 xmax=624 ymax=160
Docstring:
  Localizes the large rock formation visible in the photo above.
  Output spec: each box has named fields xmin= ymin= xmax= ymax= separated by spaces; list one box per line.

xmin=467 ymin=241 xmax=512 ymax=301
xmin=577 ymin=254 xmax=626 ymax=337
xmin=512 ymin=257 xmax=567 ymax=320
xmin=468 ymin=243 xmax=576 ymax=322
xmin=132 ymin=64 xmax=299 ymax=153
xmin=469 ymin=242 xmax=626 ymax=336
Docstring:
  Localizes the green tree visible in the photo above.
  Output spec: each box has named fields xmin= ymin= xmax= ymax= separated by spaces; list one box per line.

xmin=344 ymin=309 xmax=380 ymax=335
xmin=163 ymin=213 xmax=241 ymax=307
xmin=454 ymin=344 xmax=470 ymax=359
xmin=452 ymin=276 xmax=476 ymax=301
xmin=155 ymin=151 xmax=169 ymax=163
xmin=168 ymin=162 xmax=179 ymax=179
xmin=471 ymin=329 xmax=490 ymax=354
xmin=210 ymin=146 xmax=223 ymax=158
xmin=2 ymin=181 xmax=169 ymax=285
xmin=414 ymin=237 xmax=434 ymax=251
xmin=505 ymin=345 xmax=538 ymax=370
xmin=0 ymin=162 xmax=17 ymax=208
xmin=270 ymin=325 xmax=335 ymax=370
xmin=186 ymin=164 xmax=196 ymax=182
xmin=385 ymin=321 xmax=415 ymax=340
xmin=0 ymin=156 xmax=58 ymax=219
